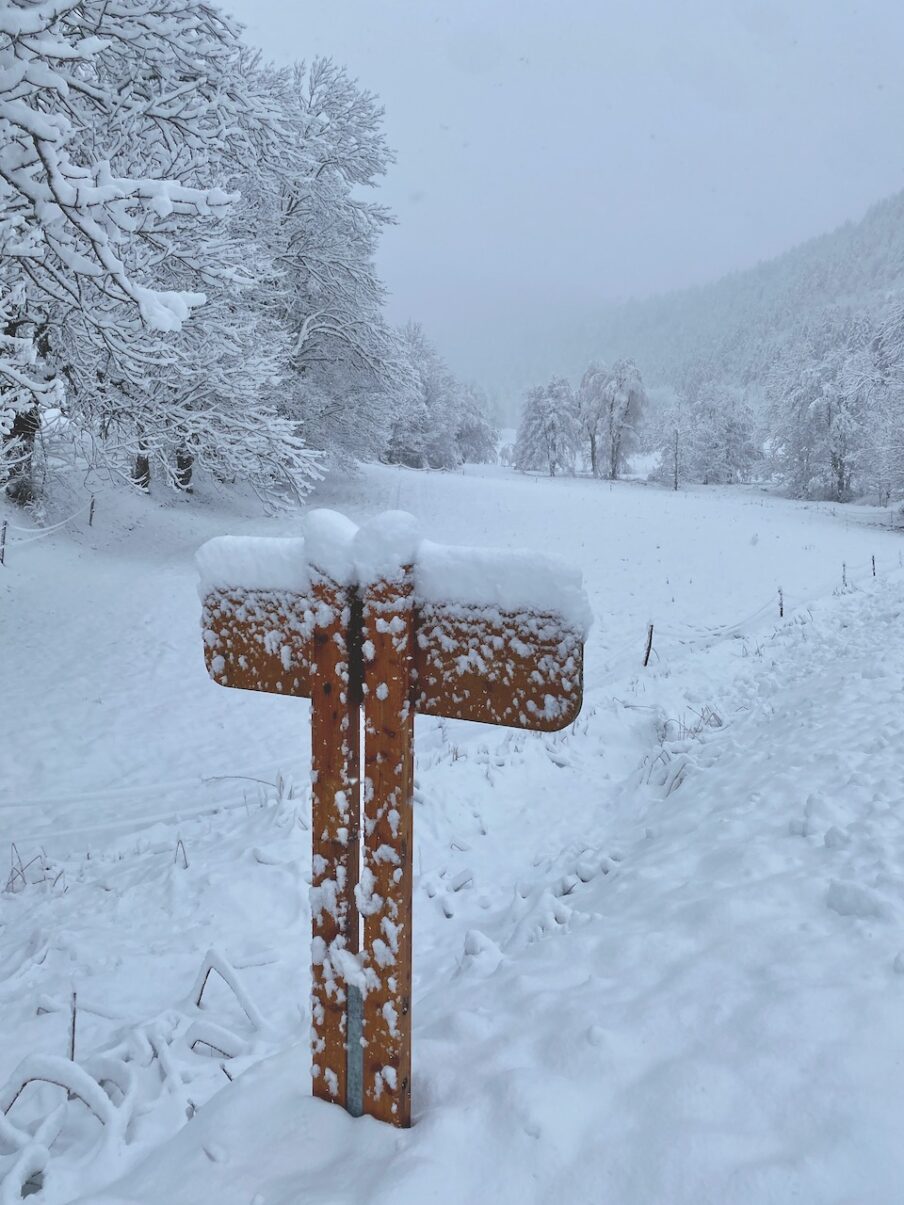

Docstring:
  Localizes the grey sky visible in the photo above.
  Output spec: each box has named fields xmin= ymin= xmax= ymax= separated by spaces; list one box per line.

xmin=224 ymin=0 xmax=904 ymax=402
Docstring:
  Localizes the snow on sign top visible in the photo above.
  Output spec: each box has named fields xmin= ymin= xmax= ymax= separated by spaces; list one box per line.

xmin=416 ymin=540 xmax=592 ymax=634
xmin=195 ymin=535 xmax=309 ymax=593
xmin=354 ymin=510 xmax=421 ymax=586
xmin=196 ymin=508 xmax=591 ymax=634
xmin=303 ymin=509 xmax=358 ymax=585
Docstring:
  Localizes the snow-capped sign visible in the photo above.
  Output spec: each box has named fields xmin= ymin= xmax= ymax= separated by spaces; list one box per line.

xmin=196 ymin=509 xmax=589 ymax=1128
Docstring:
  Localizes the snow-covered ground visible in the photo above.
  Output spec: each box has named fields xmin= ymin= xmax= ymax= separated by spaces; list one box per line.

xmin=2 ymin=465 xmax=903 ymax=1203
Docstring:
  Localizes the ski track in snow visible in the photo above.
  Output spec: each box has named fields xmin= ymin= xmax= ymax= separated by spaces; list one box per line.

xmin=1 ymin=464 xmax=903 ymax=1203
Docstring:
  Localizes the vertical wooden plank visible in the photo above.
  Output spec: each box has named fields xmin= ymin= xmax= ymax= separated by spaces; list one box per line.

xmin=309 ymin=576 xmax=361 ymax=1110
xmin=360 ymin=572 xmax=415 ymax=1127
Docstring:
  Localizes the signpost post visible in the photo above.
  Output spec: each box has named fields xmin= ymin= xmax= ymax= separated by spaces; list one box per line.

xmin=197 ymin=510 xmax=588 ymax=1128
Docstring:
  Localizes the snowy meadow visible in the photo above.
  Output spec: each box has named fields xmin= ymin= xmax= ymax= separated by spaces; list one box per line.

xmin=3 ymin=463 xmax=904 ymax=1202
xmin=3 ymin=0 xmax=904 ymax=1201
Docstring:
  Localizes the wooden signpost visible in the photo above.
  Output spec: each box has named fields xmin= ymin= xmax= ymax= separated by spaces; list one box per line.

xmin=197 ymin=510 xmax=588 ymax=1128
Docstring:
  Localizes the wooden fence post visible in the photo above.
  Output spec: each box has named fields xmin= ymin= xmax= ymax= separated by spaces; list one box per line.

xmin=309 ymin=571 xmax=362 ymax=1113
xmin=359 ymin=567 xmax=415 ymax=1127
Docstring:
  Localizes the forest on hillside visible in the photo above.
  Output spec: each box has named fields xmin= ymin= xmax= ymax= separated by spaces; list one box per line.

xmin=584 ymin=191 xmax=904 ymax=502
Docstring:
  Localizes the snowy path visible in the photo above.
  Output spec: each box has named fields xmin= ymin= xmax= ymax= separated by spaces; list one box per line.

xmin=100 ymin=559 xmax=904 ymax=1204
xmin=82 ymin=552 xmax=904 ymax=1204
xmin=1 ymin=467 xmax=903 ymax=1202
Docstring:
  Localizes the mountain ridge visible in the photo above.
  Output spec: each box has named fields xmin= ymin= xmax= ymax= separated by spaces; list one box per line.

xmin=589 ymin=188 xmax=904 ymax=387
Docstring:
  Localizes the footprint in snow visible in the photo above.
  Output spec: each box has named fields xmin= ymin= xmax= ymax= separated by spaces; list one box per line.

xmin=826 ymin=880 xmax=885 ymax=920
xmin=460 ymin=929 xmax=502 ymax=976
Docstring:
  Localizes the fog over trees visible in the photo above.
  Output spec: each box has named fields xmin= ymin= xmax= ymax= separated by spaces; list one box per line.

xmin=584 ymin=193 xmax=904 ymax=502
xmin=509 ymin=193 xmax=904 ymax=503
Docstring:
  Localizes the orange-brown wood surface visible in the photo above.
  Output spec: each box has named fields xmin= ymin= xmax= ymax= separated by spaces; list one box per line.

xmin=413 ymin=604 xmax=583 ymax=731
xmin=201 ymin=555 xmax=587 ymax=1131
xmin=360 ymin=574 xmax=415 ymax=1127
xmin=309 ymin=577 xmax=361 ymax=1109
xmin=201 ymin=588 xmax=312 ymax=697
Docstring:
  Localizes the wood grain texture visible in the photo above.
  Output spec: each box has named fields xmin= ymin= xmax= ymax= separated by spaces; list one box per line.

xmin=413 ymin=603 xmax=583 ymax=731
xmin=360 ymin=574 xmax=415 ymax=1127
xmin=201 ymin=588 xmax=312 ymax=697
xmin=309 ymin=577 xmax=361 ymax=1109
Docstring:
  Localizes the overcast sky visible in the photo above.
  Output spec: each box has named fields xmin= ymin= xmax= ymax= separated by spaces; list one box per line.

xmin=224 ymin=0 xmax=904 ymax=401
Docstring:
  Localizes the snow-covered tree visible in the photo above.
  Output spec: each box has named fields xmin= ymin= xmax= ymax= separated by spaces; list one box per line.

xmin=0 ymin=7 xmax=495 ymax=507
xmin=767 ymin=314 xmax=871 ymax=501
xmin=652 ymin=390 xmax=691 ymax=490
xmin=0 ymin=0 xmax=260 ymax=503
xmin=864 ymin=304 xmax=904 ymax=505
xmin=687 ymin=384 xmax=759 ymax=485
xmin=602 ymin=358 xmax=646 ymax=480
xmin=514 ymin=377 xmax=578 ymax=476
xmin=241 ymin=60 xmax=403 ymax=468
xmin=386 ymin=323 xmax=459 ymax=469
xmin=576 ymin=361 xmax=612 ymax=477
xmin=455 ymin=383 xmax=498 ymax=464
xmin=385 ymin=324 xmax=495 ymax=469
xmin=651 ymin=366 xmax=760 ymax=489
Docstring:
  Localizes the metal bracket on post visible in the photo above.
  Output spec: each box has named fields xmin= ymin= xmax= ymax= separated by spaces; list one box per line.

xmin=345 ymin=984 xmax=364 ymax=1118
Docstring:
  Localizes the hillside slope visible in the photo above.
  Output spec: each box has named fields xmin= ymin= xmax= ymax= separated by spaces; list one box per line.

xmin=589 ymin=189 xmax=904 ymax=387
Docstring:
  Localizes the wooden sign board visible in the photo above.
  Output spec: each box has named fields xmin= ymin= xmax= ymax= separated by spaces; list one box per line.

xmin=197 ymin=510 xmax=589 ymax=1127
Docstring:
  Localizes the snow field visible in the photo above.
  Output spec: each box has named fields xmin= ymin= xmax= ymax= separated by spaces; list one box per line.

xmin=1 ymin=463 xmax=903 ymax=1202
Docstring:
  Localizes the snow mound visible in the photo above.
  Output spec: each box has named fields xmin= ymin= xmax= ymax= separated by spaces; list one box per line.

xmin=353 ymin=509 xmax=421 ymax=585
xmin=303 ymin=509 xmax=358 ymax=584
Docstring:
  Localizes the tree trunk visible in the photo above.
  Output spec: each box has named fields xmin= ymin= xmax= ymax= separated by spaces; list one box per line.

xmin=4 ymin=405 xmax=40 ymax=506
xmin=673 ymin=428 xmax=679 ymax=491
xmin=133 ymin=448 xmax=151 ymax=491
xmin=589 ymin=432 xmax=598 ymax=477
xmin=3 ymin=319 xmax=49 ymax=506
xmin=831 ymin=451 xmax=847 ymax=502
xmin=174 ymin=448 xmax=194 ymax=493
